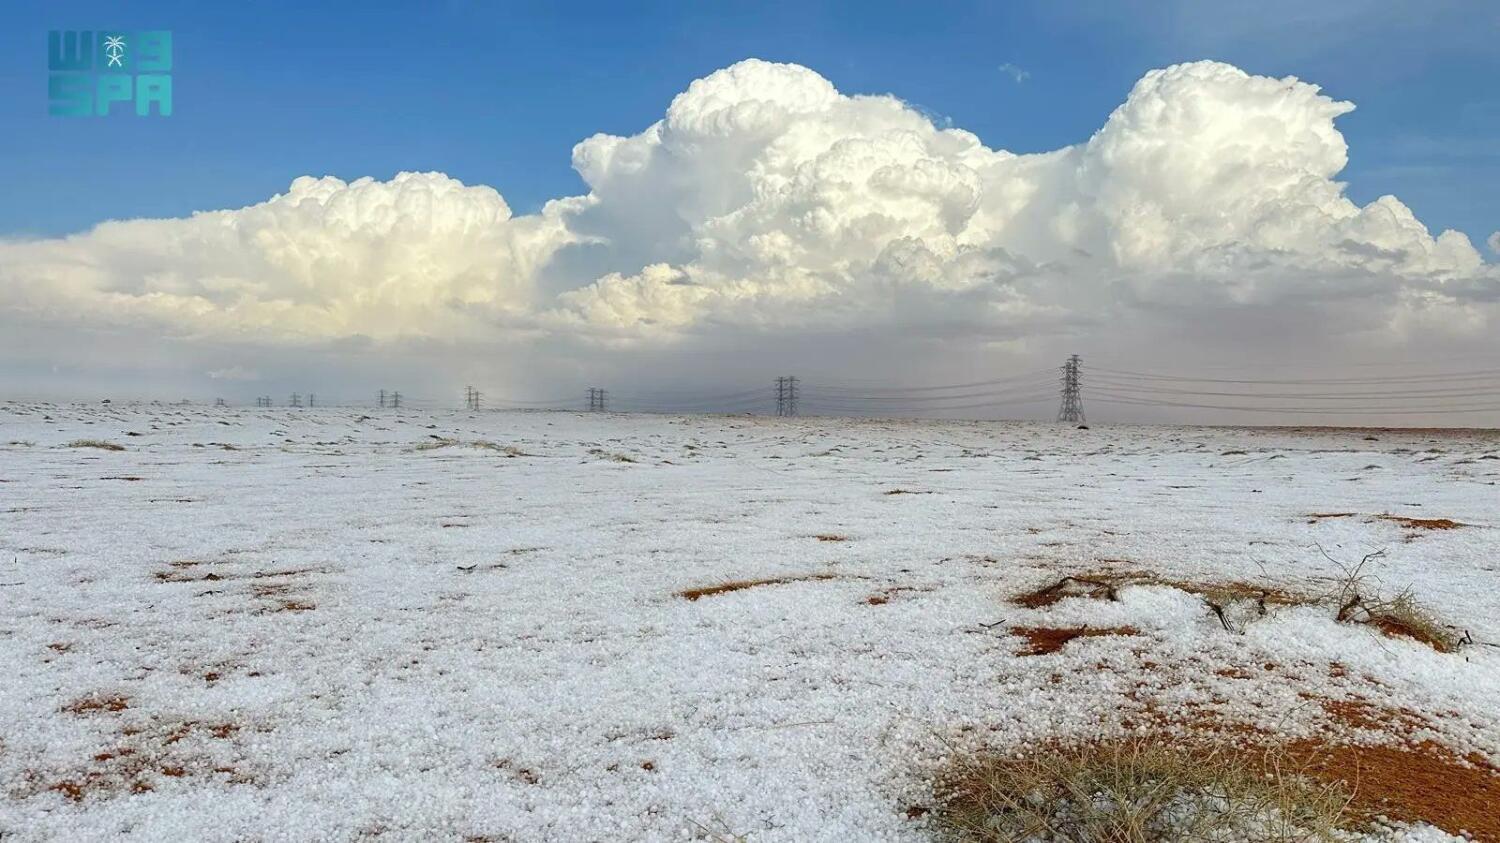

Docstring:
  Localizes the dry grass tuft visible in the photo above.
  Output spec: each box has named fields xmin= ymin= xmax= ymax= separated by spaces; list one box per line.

xmin=413 ymin=437 xmax=526 ymax=455
xmin=66 ymin=439 xmax=125 ymax=451
xmin=1360 ymin=593 xmax=1461 ymax=653
xmin=1377 ymin=515 xmax=1466 ymax=530
xmin=1306 ymin=512 xmax=1358 ymax=523
xmin=934 ymin=739 xmax=1356 ymax=842
xmin=678 ymin=574 xmax=836 ymax=601
xmin=1010 ymin=626 xmax=1139 ymax=656
xmin=813 ymin=533 xmax=849 ymax=542
xmin=413 ymin=437 xmax=460 ymax=450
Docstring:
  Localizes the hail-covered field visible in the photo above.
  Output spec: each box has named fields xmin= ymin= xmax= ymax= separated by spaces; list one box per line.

xmin=1 ymin=404 xmax=1498 ymax=841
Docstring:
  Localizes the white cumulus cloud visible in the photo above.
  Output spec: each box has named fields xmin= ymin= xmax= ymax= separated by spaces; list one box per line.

xmin=0 ymin=58 xmax=1495 ymax=396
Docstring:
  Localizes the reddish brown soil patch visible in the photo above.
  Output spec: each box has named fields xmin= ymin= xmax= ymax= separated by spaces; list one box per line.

xmin=40 ymin=718 xmax=252 ymax=802
xmin=1378 ymin=515 xmax=1467 ymax=530
xmin=49 ymin=780 xmax=89 ymax=802
xmin=62 ymin=694 xmax=129 ymax=715
xmin=1292 ymin=741 xmax=1500 ymax=840
xmin=678 ymin=574 xmax=836 ymax=601
xmin=865 ymin=594 xmax=890 ymax=605
xmin=813 ymin=534 xmax=848 ymax=542
xmin=1319 ymin=698 xmax=1428 ymax=734
xmin=1010 ymin=626 xmax=1139 ymax=656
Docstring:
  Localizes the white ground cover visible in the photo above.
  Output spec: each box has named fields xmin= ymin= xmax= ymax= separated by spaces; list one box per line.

xmin=1 ymin=404 xmax=1497 ymax=841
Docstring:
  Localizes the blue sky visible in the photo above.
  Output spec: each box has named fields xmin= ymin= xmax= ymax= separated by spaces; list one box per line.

xmin=4 ymin=0 xmax=1497 ymax=246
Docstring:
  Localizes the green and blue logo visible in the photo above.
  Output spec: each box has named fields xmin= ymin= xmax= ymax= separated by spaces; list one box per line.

xmin=48 ymin=30 xmax=172 ymax=117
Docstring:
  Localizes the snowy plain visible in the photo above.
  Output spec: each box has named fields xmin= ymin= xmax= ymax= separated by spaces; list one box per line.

xmin=1 ymin=404 xmax=1497 ymax=841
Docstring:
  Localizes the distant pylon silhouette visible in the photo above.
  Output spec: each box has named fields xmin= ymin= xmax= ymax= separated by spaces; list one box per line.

xmin=1057 ymin=354 xmax=1085 ymax=423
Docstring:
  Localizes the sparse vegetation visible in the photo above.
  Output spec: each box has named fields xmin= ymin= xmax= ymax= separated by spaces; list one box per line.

xmin=1010 ymin=556 xmax=1466 ymax=652
xmin=678 ymin=574 xmax=836 ymax=601
xmin=66 ymin=439 xmax=125 ymax=451
xmin=1377 ymin=515 xmax=1466 ymax=530
xmin=413 ymin=437 xmax=528 ymax=455
xmin=934 ymin=739 xmax=1356 ymax=842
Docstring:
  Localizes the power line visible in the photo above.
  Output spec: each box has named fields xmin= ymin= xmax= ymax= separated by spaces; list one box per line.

xmin=1088 ymin=379 xmax=1500 ymax=401
xmin=1088 ymin=394 xmax=1500 ymax=415
xmin=1091 ymin=366 xmax=1500 ymax=385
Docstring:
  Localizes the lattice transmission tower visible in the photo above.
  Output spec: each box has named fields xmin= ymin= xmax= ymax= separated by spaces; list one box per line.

xmin=1057 ymin=354 xmax=1085 ymax=424
xmin=775 ymin=376 xmax=799 ymax=417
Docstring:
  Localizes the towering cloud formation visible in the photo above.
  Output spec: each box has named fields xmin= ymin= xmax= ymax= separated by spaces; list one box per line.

xmin=1 ymin=59 xmax=1495 ymax=383
xmin=553 ymin=60 xmax=1490 ymax=334
xmin=1 ymin=172 xmax=573 ymax=341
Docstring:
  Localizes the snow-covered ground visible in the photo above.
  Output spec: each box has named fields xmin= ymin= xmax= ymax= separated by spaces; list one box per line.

xmin=1 ymin=404 xmax=1497 ymax=841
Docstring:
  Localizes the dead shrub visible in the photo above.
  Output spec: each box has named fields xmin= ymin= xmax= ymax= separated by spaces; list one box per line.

xmin=1012 ymin=575 xmax=1119 ymax=609
xmin=1322 ymin=548 xmax=1463 ymax=653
